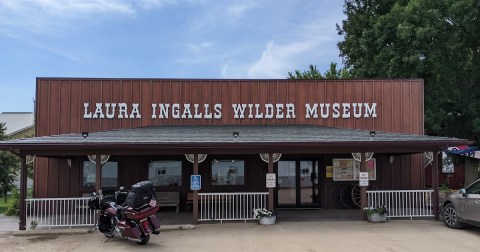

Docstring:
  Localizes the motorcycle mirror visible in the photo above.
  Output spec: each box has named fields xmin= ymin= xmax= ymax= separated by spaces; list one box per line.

xmin=92 ymin=192 xmax=96 ymax=196
xmin=119 ymin=186 xmax=125 ymax=191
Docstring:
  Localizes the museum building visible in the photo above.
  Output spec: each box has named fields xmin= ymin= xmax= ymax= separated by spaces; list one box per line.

xmin=0 ymin=78 xmax=471 ymax=229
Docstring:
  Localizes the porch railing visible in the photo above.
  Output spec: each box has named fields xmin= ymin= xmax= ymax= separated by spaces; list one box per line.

xmin=367 ymin=190 xmax=434 ymax=219
xmin=25 ymin=197 xmax=96 ymax=229
xmin=198 ymin=192 xmax=269 ymax=223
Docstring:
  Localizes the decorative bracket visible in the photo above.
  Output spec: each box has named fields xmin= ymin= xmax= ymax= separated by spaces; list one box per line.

xmin=351 ymin=153 xmax=374 ymax=162
xmin=424 ymin=152 xmax=434 ymax=167
xmin=87 ymin=155 xmax=110 ymax=164
xmin=259 ymin=153 xmax=282 ymax=163
xmin=185 ymin=154 xmax=208 ymax=163
xmin=26 ymin=155 xmax=35 ymax=165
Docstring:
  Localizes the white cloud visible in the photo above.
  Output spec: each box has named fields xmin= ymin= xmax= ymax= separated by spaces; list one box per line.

xmin=226 ymin=2 xmax=257 ymax=18
xmin=189 ymin=42 xmax=213 ymax=51
xmin=0 ymin=0 xmax=179 ymax=35
xmin=136 ymin=0 xmax=177 ymax=9
xmin=231 ymin=13 xmax=343 ymax=79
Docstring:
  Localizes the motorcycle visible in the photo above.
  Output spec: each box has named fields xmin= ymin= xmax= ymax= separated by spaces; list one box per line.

xmin=88 ymin=181 xmax=161 ymax=245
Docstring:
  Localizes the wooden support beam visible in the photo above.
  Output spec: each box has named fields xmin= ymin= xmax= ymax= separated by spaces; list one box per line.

xmin=268 ymin=153 xmax=274 ymax=210
xmin=19 ymin=155 xmax=27 ymax=230
xmin=95 ymin=155 xmax=102 ymax=193
xmin=360 ymin=152 xmax=367 ymax=221
xmin=193 ymin=154 xmax=199 ymax=225
xmin=432 ymin=151 xmax=440 ymax=220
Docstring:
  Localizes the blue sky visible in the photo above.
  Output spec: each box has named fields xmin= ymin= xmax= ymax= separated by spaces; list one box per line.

xmin=0 ymin=0 xmax=345 ymax=112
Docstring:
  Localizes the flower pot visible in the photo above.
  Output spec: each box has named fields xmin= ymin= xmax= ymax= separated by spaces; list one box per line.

xmin=367 ymin=213 xmax=387 ymax=223
xmin=259 ymin=216 xmax=276 ymax=225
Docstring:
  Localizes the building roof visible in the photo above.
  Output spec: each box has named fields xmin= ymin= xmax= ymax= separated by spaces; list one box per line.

xmin=0 ymin=125 xmax=471 ymax=157
xmin=0 ymin=112 xmax=34 ymax=136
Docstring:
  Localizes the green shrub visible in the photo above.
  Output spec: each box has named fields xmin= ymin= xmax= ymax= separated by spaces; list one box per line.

xmin=4 ymin=188 xmax=33 ymax=216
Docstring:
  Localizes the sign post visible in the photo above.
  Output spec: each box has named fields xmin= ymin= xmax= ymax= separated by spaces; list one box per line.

xmin=190 ymin=175 xmax=201 ymax=191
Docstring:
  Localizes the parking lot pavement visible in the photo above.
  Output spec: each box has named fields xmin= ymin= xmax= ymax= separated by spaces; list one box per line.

xmin=0 ymin=220 xmax=479 ymax=252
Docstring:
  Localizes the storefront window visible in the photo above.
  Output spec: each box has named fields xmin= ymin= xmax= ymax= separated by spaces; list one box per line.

xmin=148 ymin=161 xmax=182 ymax=186
xmin=212 ymin=160 xmax=244 ymax=185
xmin=82 ymin=161 xmax=118 ymax=188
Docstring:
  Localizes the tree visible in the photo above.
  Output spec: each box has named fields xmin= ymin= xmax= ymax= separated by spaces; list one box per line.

xmin=0 ymin=122 xmax=18 ymax=203
xmin=287 ymin=62 xmax=351 ymax=79
xmin=337 ymin=0 xmax=480 ymax=144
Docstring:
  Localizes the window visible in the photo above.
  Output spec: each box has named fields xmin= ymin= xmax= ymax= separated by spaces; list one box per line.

xmin=82 ymin=161 xmax=118 ymax=188
xmin=148 ymin=161 xmax=182 ymax=186
xmin=212 ymin=160 xmax=244 ymax=185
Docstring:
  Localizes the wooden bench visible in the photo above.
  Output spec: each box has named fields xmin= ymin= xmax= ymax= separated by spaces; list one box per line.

xmin=156 ymin=192 xmax=180 ymax=213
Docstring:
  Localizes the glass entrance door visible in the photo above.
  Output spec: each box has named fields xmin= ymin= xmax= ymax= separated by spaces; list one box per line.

xmin=277 ymin=160 xmax=319 ymax=208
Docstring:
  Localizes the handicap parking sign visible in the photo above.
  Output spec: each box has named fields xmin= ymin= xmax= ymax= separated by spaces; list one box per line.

xmin=190 ymin=175 xmax=201 ymax=190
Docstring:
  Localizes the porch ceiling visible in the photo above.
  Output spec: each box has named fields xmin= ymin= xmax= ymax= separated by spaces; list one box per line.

xmin=0 ymin=125 xmax=471 ymax=157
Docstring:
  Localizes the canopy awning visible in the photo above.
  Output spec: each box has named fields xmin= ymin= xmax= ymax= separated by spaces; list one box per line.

xmin=0 ymin=125 xmax=472 ymax=157
xmin=447 ymin=146 xmax=480 ymax=159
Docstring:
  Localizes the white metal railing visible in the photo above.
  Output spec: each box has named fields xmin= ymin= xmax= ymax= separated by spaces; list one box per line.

xmin=25 ymin=197 xmax=96 ymax=229
xmin=198 ymin=192 xmax=269 ymax=222
xmin=367 ymin=190 xmax=434 ymax=219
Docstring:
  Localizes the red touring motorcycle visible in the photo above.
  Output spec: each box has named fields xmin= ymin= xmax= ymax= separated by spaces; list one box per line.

xmin=88 ymin=181 xmax=161 ymax=245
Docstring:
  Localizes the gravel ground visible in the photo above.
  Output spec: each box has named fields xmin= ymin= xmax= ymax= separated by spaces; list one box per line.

xmin=0 ymin=220 xmax=479 ymax=252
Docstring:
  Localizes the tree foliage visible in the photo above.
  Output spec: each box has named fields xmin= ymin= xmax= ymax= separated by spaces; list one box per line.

xmin=287 ymin=62 xmax=351 ymax=79
xmin=336 ymin=0 xmax=480 ymax=144
xmin=0 ymin=122 xmax=18 ymax=203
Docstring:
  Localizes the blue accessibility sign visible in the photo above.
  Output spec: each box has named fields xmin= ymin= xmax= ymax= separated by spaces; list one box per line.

xmin=190 ymin=175 xmax=201 ymax=191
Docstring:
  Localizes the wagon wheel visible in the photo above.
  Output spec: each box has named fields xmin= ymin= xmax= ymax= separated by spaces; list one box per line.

xmin=340 ymin=184 xmax=357 ymax=209
xmin=330 ymin=184 xmax=345 ymax=209
xmin=351 ymin=183 xmax=378 ymax=208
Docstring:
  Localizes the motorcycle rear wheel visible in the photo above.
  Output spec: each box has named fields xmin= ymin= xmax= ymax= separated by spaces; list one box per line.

xmin=104 ymin=233 xmax=114 ymax=239
xmin=137 ymin=234 xmax=150 ymax=245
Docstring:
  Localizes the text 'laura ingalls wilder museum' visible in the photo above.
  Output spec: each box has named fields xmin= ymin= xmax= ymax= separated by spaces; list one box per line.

xmin=0 ymin=78 xmax=470 ymax=230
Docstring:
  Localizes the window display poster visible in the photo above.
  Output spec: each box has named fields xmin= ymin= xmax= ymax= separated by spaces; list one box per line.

xmin=325 ymin=166 xmax=333 ymax=178
xmin=332 ymin=158 xmax=376 ymax=181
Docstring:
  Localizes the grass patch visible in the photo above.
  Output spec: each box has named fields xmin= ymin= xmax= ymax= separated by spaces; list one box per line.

xmin=0 ymin=197 xmax=13 ymax=214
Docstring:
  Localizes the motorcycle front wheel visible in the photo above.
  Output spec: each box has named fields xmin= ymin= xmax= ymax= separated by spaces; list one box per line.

xmin=137 ymin=234 xmax=150 ymax=245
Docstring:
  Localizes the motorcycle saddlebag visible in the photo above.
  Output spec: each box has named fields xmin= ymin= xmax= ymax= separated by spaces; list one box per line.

xmin=148 ymin=215 xmax=161 ymax=231
xmin=126 ymin=181 xmax=155 ymax=209
xmin=117 ymin=221 xmax=141 ymax=239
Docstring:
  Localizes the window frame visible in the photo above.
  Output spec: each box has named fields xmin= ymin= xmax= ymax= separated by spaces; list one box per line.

xmin=148 ymin=160 xmax=183 ymax=187
xmin=82 ymin=161 xmax=119 ymax=189
xmin=211 ymin=159 xmax=245 ymax=186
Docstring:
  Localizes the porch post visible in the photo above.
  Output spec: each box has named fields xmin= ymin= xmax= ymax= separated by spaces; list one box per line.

xmin=95 ymin=154 xmax=102 ymax=193
xmin=193 ymin=154 xmax=199 ymax=225
xmin=268 ymin=153 xmax=274 ymax=210
xmin=432 ymin=151 xmax=440 ymax=220
xmin=19 ymin=155 xmax=27 ymax=230
xmin=360 ymin=152 xmax=367 ymax=221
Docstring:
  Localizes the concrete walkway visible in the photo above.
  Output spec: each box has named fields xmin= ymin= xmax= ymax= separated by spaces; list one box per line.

xmin=0 ymin=214 xmax=19 ymax=232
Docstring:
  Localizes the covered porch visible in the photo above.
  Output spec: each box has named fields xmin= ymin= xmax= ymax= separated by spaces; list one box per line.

xmin=0 ymin=125 xmax=471 ymax=230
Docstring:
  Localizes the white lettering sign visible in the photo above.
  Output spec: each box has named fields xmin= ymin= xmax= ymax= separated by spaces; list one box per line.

xmin=266 ymin=173 xmax=276 ymax=188
xmin=359 ymin=172 xmax=369 ymax=186
xmin=83 ymin=102 xmax=377 ymax=120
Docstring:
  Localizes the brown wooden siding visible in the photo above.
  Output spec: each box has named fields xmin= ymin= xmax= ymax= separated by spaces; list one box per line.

xmin=35 ymin=79 xmax=424 ymax=136
xmin=33 ymin=78 xmax=426 ymax=201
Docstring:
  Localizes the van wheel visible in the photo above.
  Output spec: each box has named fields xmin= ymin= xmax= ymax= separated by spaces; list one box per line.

xmin=443 ymin=203 xmax=465 ymax=229
xmin=137 ymin=234 xmax=150 ymax=245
